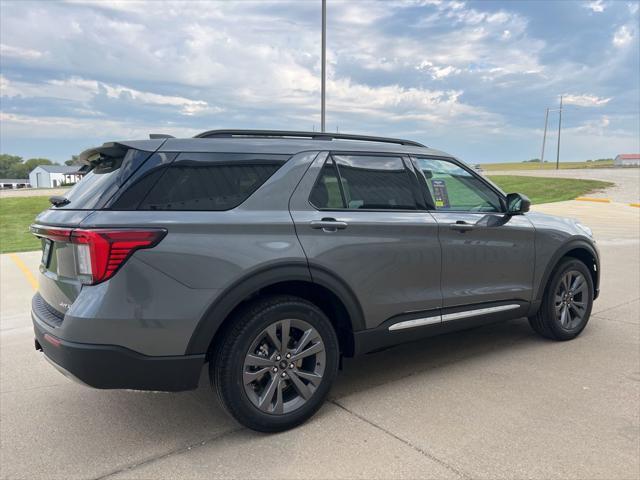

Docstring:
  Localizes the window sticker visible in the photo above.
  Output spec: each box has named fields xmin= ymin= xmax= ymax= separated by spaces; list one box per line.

xmin=431 ymin=179 xmax=450 ymax=208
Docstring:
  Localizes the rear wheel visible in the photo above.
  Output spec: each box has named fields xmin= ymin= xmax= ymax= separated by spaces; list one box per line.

xmin=529 ymin=258 xmax=594 ymax=341
xmin=211 ymin=295 xmax=339 ymax=432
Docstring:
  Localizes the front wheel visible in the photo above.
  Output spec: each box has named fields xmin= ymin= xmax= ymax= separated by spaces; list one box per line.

xmin=211 ymin=295 xmax=339 ymax=432
xmin=529 ymin=258 xmax=594 ymax=341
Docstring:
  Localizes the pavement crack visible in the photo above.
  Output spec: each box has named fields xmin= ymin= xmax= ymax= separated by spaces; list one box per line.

xmin=91 ymin=426 xmax=243 ymax=480
xmin=330 ymin=399 xmax=471 ymax=480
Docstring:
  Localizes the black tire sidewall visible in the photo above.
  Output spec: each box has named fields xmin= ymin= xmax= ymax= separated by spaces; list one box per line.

xmin=543 ymin=259 xmax=594 ymax=340
xmin=215 ymin=297 xmax=339 ymax=432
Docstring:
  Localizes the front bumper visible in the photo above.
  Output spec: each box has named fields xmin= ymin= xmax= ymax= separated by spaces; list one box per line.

xmin=32 ymin=298 xmax=205 ymax=392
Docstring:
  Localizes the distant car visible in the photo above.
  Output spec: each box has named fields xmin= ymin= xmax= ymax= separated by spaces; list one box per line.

xmin=473 ymin=164 xmax=484 ymax=174
xmin=30 ymin=129 xmax=599 ymax=432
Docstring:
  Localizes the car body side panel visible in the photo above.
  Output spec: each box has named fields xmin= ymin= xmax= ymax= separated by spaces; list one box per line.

xmin=289 ymin=152 xmax=442 ymax=330
xmin=433 ymin=212 xmax=536 ymax=306
xmin=526 ymin=212 xmax=600 ymax=301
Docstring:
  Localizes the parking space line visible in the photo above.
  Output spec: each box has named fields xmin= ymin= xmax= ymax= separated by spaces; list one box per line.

xmin=8 ymin=253 xmax=39 ymax=291
xmin=575 ymin=197 xmax=611 ymax=203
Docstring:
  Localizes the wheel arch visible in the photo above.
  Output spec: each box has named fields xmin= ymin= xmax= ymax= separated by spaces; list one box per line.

xmin=185 ymin=262 xmax=365 ymax=357
xmin=534 ymin=239 xmax=600 ymax=309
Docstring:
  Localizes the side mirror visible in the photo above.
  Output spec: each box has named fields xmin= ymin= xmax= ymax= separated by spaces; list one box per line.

xmin=506 ymin=192 xmax=531 ymax=214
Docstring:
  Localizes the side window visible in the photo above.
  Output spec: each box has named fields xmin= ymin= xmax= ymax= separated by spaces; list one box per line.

xmin=332 ymin=155 xmax=417 ymax=210
xmin=309 ymin=158 xmax=345 ymax=209
xmin=138 ymin=153 xmax=287 ymax=211
xmin=415 ymin=158 xmax=502 ymax=212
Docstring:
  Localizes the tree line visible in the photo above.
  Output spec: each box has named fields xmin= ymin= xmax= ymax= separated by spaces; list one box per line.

xmin=0 ymin=154 xmax=81 ymax=179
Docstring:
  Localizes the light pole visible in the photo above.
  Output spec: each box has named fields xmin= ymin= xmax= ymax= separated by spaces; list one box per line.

xmin=540 ymin=107 xmax=549 ymax=168
xmin=321 ymin=0 xmax=326 ymax=132
xmin=555 ymin=95 xmax=563 ymax=170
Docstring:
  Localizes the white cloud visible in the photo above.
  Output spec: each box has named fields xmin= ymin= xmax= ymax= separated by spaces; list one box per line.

xmin=584 ymin=0 xmax=606 ymax=13
xmin=416 ymin=61 xmax=461 ymax=79
xmin=613 ymin=24 xmax=634 ymax=47
xmin=629 ymin=2 xmax=640 ymax=14
xmin=2 ymin=76 xmax=218 ymax=116
xmin=0 ymin=43 xmax=44 ymax=59
xmin=0 ymin=112 xmax=201 ymax=139
xmin=563 ymin=93 xmax=612 ymax=107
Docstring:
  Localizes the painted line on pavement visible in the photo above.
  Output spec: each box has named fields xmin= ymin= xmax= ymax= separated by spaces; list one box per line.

xmin=575 ymin=197 xmax=611 ymax=203
xmin=8 ymin=253 xmax=38 ymax=291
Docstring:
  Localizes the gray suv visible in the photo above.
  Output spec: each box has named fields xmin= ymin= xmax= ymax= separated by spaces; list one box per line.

xmin=30 ymin=130 xmax=599 ymax=432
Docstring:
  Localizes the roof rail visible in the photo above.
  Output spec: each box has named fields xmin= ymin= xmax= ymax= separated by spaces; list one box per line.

xmin=193 ymin=129 xmax=426 ymax=148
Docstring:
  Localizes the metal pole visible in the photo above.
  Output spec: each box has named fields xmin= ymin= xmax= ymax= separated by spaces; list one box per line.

xmin=540 ymin=107 xmax=549 ymax=168
xmin=556 ymin=95 xmax=563 ymax=170
xmin=321 ymin=0 xmax=326 ymax=132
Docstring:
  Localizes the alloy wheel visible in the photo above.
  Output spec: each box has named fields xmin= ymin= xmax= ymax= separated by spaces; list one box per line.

xmin=242 ymin=319 xmax=326 ymax=415
xmin=554 ymin=270 xmax=589 ymax=330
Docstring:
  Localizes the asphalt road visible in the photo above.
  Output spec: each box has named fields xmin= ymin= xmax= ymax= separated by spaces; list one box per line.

xmin=1 ymin=201 xmax=638 ymax=480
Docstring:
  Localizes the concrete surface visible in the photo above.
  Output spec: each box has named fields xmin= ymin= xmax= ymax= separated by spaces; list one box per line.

xmin=488 ymin=168 xmax=640 ymax=204
xmin=0 ymin=187 xmax=70 ymax=199
xmin=1 ymin=201 xmax=638 ymax=479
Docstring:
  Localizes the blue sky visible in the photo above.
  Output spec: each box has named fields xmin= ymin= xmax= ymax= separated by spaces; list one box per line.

xmin=1 ymin=0 xmax=638 ymax=163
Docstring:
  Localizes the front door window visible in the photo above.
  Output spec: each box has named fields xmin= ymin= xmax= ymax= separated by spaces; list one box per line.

xmin=414 ymin=158 xmax=502 ymax=212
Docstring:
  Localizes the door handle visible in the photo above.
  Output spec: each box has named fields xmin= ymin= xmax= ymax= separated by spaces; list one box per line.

xmin=449 ymin=221 xmax=475 ymax=232
xmin=310 ymin=218 xmax=348 ymax=232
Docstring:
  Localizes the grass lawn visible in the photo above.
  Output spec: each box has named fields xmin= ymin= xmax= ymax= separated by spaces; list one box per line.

xmin=482 ymin=159 xmax=613 ymax=171
xmin=488 ymin=175 xmax=613 ymax=205
xmin=0 ymin=196 xmax=50 ymax=254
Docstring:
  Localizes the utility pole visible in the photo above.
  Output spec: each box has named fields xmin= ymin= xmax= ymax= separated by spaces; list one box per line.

xmin=540 ymin=107 xmax=549 ymax=168
xmin=556 ymin=95 xmax=563 ymax=170
xmin=321 ymin=0 xmax=326 ymax=132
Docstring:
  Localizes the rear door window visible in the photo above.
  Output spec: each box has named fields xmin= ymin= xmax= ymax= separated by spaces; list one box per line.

xmin=137 ymin=153 xmax=289 ymax=211
xmin=331 ymin=155 xmax=418 ymax=210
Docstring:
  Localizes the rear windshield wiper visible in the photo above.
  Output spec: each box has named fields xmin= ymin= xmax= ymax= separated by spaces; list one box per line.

xmin=49 ymin=196 xmax=70 ymax=207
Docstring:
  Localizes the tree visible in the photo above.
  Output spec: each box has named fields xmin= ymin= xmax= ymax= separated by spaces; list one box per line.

xmin=0 ymin=154 xmax=23 ymax=178
xmin=16 ymin=158 xmax=53 ymax=178
xmin=65 ymin=155 xmax=81 ymax=166
xmin=0 ymin=154 xmax=54 ymax=178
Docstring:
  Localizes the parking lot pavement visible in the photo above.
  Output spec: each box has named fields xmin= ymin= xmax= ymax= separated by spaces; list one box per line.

xmin=488 ymin=168 xmax=640 ymax=204
xmin=1 ymin=201 xmax=638 ymax=480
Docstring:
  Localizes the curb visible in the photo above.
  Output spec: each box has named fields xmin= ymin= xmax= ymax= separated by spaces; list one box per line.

xmin=575 ymin=197 xmax=611 ymax=203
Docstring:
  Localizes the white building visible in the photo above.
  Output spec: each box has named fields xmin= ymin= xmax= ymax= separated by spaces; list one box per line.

xmin=614 ymin=154 xmax=640 ymax=167
xmin=29 ymin=165 xmax=83 ymax=188
xmin=0 ymin=179 xmax=30 ymax=189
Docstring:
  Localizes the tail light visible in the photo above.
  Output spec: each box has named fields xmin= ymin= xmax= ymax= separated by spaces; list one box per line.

xmin=30 ymin=226 xmax=166 ymax=285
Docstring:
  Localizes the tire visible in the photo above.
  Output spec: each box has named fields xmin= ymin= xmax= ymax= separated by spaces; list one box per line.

xmin=529 ymin=257 xmax=594 ymax=341
xmin=211 ymin=294 xmax=339 ymax=432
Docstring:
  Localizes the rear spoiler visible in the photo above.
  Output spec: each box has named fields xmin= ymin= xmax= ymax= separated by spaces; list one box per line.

xmin=77 ymin=139 xmax=168 ymax=166
xmin=77 ymin=143 xmax=127 ymax=166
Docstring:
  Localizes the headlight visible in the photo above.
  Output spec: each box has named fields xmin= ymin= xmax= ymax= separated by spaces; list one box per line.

xmin=576 ymin=222 xmax=593 ymax=237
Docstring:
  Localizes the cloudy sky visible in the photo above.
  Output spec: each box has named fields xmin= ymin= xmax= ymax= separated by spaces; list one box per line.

xmin=1 ymin=0 xmax=638 ymax=163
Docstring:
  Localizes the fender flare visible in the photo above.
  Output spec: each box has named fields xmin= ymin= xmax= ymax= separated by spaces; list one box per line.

xmin=185 ymin=262 xmax=365 ymax=355
xmin=533 ymin=238 xmax=600 ymax=306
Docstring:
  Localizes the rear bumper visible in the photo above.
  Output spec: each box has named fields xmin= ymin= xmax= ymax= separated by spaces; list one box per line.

xmin=32 ymin=307 xmax=205 ymax=392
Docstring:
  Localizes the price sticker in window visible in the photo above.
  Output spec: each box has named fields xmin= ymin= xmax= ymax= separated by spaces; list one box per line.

xmin=431 ymin=179 xmax=450 ymax=208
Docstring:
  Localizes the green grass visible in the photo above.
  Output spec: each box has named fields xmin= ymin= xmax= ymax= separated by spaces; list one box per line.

xmin=488 ymin=175 xmax=614 ymax=204
xmin=482 ymin=159 xmax=614 ymax=171
xmin=0 ymin=196 xmax=50 ymax=254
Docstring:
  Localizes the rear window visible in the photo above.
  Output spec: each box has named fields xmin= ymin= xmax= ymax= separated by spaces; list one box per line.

xmin=56 ymin=149 xmax=152 ymax=210
xmin=137 ymin=153 xmax=289 ymax=211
